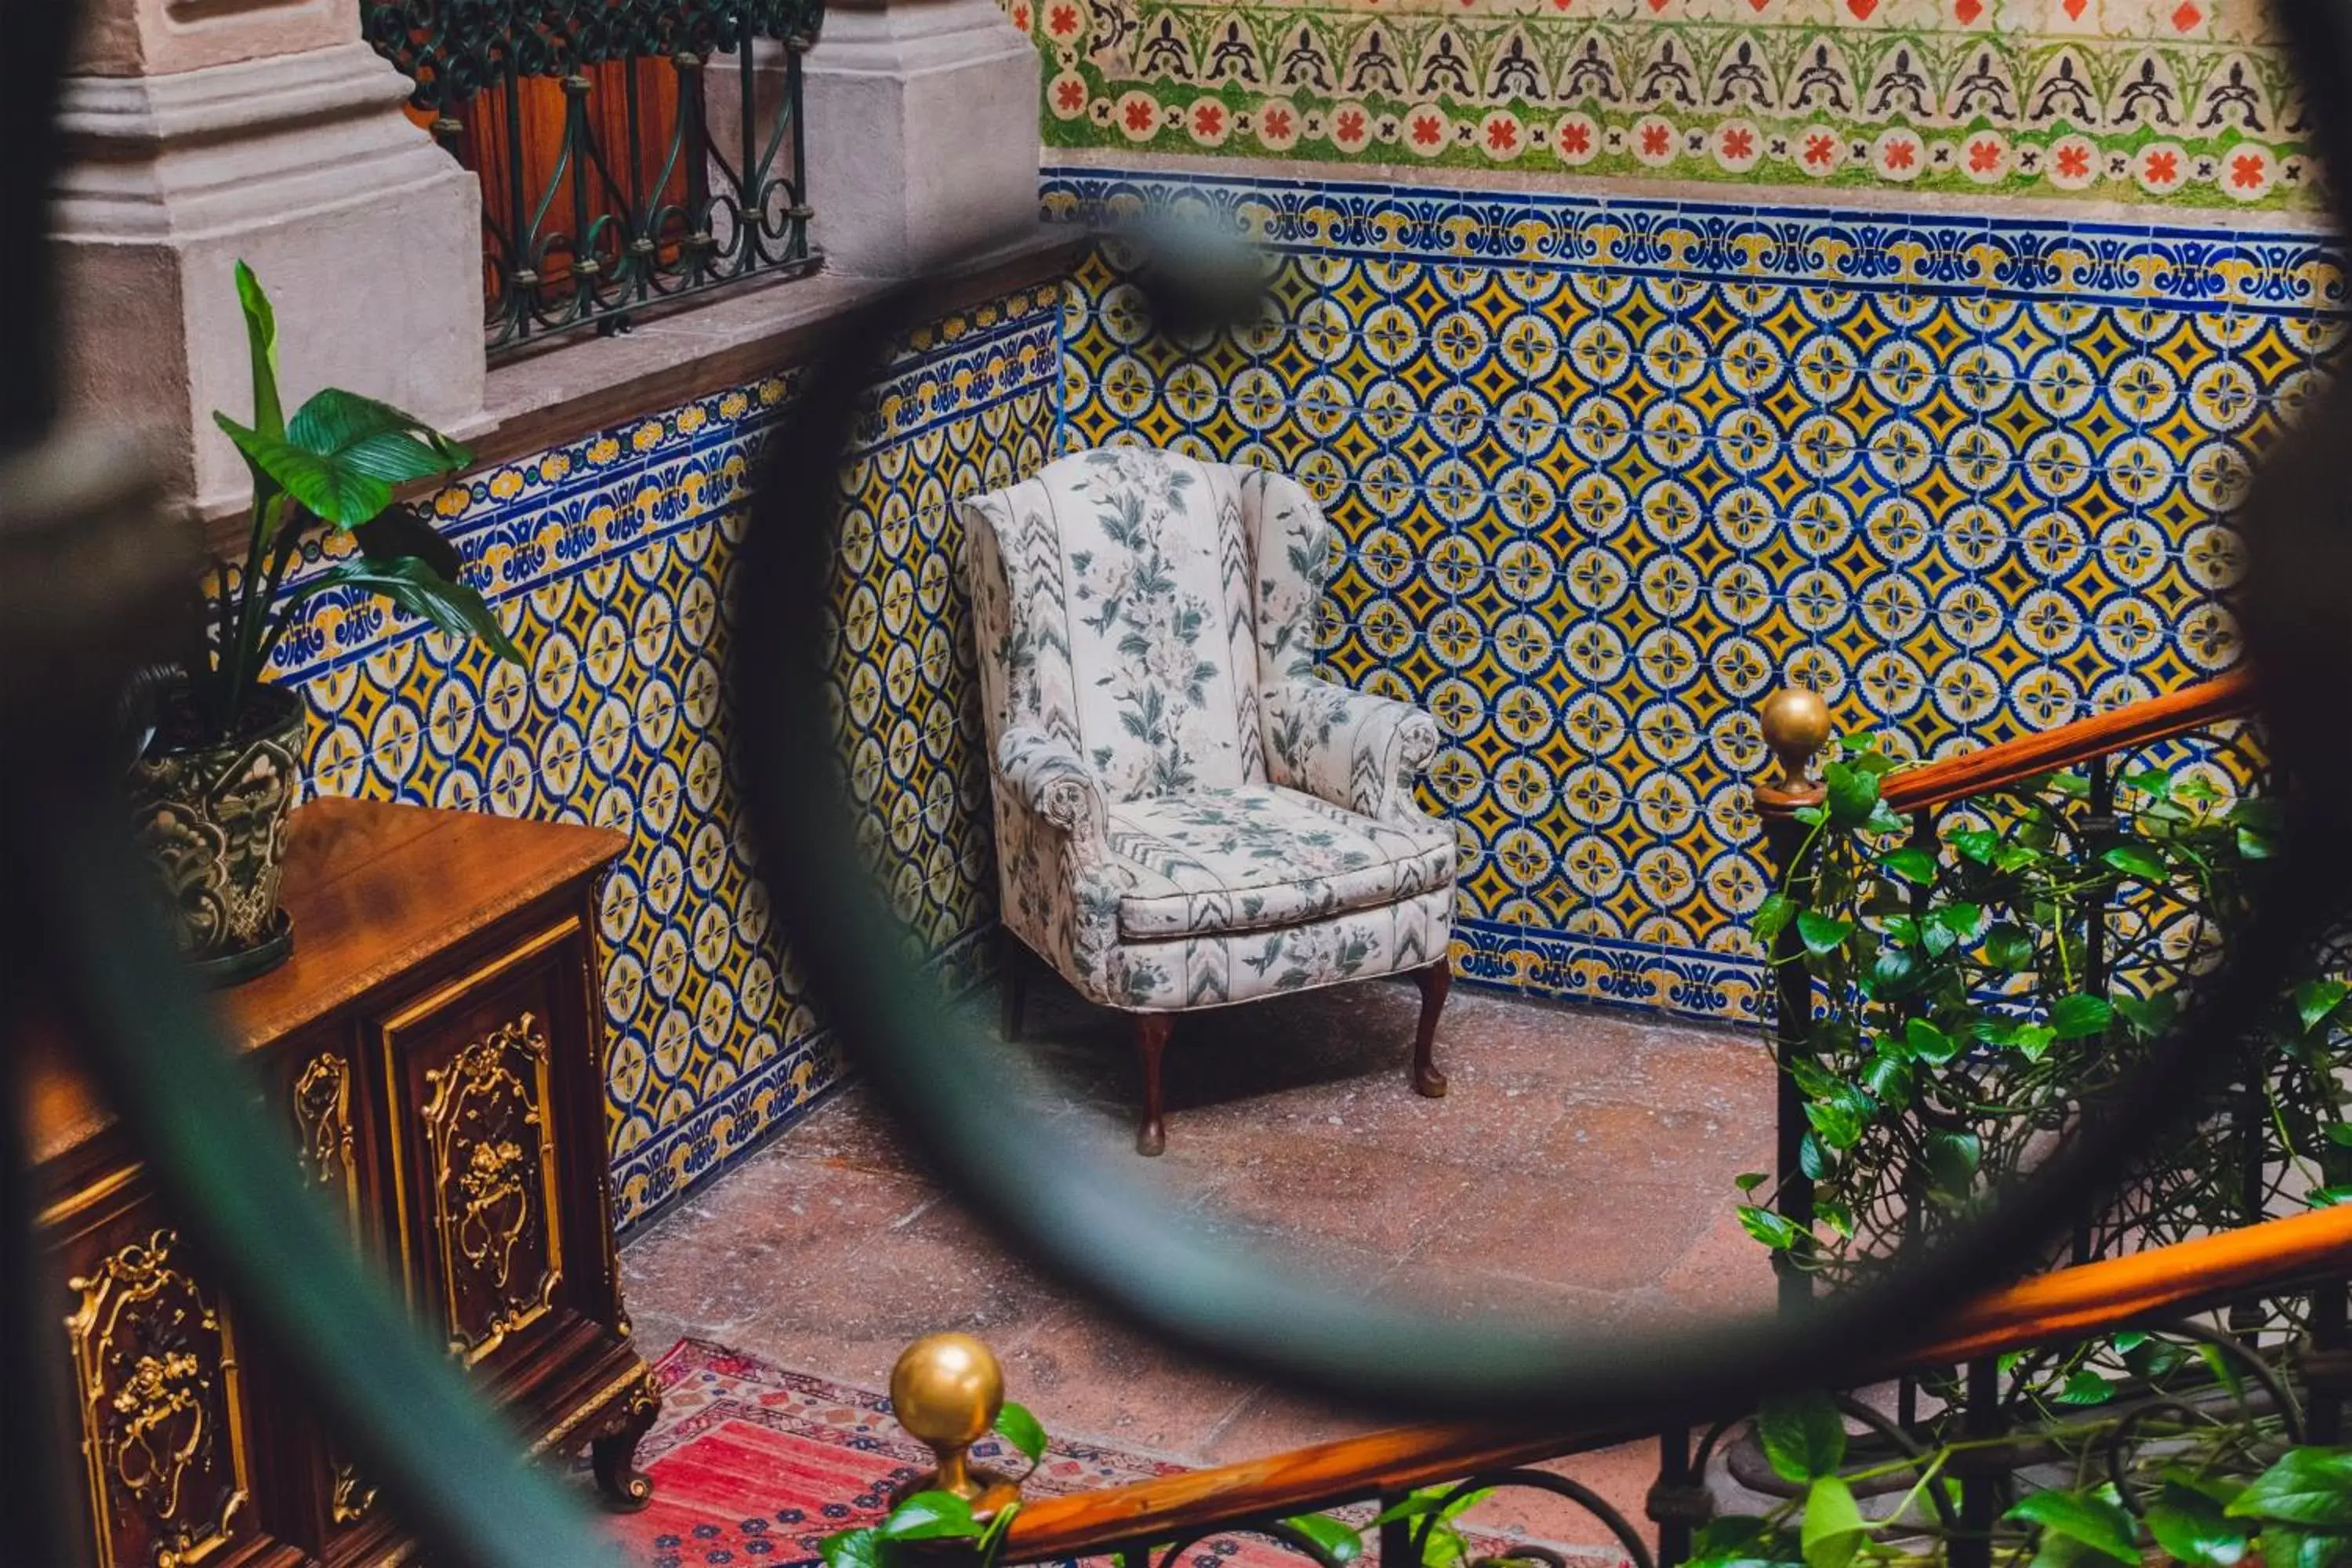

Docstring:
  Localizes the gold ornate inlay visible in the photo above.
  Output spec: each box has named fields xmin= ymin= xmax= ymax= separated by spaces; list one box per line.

xmin=66 ymin=1229 xmax=249 ymax=1568
xmin=292 ymin=1051 xmax=361 ymax=1231
xmin=330 ymin=1461 xmax=379 ymax=1526
xmin=422 ymin=1012 xmax=564 ymax=1364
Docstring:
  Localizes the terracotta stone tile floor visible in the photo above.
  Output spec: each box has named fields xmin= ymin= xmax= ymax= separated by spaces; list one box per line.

xmin=621 ymin=975 xmax=1779 ymax=1560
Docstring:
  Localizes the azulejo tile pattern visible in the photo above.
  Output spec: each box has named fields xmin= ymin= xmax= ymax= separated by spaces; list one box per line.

xmin=1047 ymin=166 xmax=2343 ymax=1021
xmin=274 ymin=281 xmax=1063 ymax=1227
xmin=1016 ymin=0 xmax=2318 ymax=207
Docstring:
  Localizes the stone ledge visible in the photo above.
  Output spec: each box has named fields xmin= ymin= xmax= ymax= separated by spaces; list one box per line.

xmin=196 ymin=223 xmax=1086 ymax=557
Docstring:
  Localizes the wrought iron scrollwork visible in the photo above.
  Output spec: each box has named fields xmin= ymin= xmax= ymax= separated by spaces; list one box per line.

xmin=361 ymin=0 xmax=824 ymax=352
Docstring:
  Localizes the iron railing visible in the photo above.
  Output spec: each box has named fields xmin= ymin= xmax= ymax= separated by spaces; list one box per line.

xmin=361 ymin=0 xmax=824 ymax=354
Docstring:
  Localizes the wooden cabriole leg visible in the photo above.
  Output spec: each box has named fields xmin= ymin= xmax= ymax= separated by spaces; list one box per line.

xmin=588 ymin=1369 xmax=662 ymax=1512
xmin=999 ymin=930 xmax=1029 ymax=1043
xmin=1410 ymin=960 xmax=1450 ymax=1098
xmin=1134 ymin=1012 xmax=1173 ymax=1156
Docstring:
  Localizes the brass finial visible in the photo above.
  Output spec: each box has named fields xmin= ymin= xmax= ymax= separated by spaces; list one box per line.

xmin=890 ymin=1333 xmax=1021 ymax=1515
xmin=1755 ymin=686 xmax=1831 ymax=810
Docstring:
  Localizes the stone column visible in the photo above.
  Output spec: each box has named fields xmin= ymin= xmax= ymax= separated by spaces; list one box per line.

xmin=796 ymin=0 xmax=1042 ymax=276
xmin=51 ymin=0 xmax=486 ymax=527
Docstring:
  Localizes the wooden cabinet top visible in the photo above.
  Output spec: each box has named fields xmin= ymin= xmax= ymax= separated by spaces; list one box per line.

xmin=25 ymin=799 xmax=626 ymax=1164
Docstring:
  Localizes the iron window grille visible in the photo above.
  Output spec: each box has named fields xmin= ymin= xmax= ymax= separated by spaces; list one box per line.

xmin=363 ymin=0 xmax=824 ymax=355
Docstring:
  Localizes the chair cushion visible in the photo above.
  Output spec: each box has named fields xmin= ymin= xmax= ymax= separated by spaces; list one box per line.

xmin=1105 ymin=786 xmax=1456 ymax=940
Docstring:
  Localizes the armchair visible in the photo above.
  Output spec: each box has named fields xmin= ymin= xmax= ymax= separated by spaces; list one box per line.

xmin=960 ymin=447 xmax=1459 ymax=1153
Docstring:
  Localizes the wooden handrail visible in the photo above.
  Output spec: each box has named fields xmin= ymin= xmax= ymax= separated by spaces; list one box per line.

xmin=1878 ymin=670 xmax=2257 ymax=815
xmin=996 ymin=1200 xmax=2352 ymax=1559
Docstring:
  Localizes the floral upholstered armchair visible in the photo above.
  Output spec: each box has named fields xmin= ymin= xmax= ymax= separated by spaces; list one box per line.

xmin=960 ymin=447 xmax=1460 ymax=1154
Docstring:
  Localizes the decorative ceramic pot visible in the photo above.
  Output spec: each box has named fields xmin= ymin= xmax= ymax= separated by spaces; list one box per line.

xmin=126 ymin=681 xmax=306 ymax=984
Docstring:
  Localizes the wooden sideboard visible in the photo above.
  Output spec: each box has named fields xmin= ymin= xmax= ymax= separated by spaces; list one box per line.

xmin=24 ymin=799 xmax=656 ymax=1568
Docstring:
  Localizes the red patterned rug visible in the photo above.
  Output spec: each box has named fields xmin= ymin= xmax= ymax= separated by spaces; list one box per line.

xmin=606 ymin=1339 xmax=1292 ymax=1567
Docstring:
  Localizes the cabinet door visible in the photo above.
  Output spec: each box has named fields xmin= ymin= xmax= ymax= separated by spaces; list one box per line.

xmin=274 ymin=1035 xmax=390 ymax=1550
xmin=45 ymin=1168 xmax=281 ymax=1568
xmin=372 ymin=913 xmax=595 ymax=1371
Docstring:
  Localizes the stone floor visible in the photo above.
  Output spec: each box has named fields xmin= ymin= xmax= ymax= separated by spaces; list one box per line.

xmin=620 ymin=974 xmax=1780 ymax=1558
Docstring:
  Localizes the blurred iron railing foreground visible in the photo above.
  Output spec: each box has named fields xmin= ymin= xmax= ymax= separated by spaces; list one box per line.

xmin=361 ymin=0 xmax=823 ymax=353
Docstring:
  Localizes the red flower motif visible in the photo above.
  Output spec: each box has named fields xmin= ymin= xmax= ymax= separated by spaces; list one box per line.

xmin=1054 ymin=79 xmax=1084 ymax=111
xmin=1488 ymin=118 xmax=1520 ymax=151
xmin=1265 ymin=107 xmax=1294 ymax=139
xmin=1047 ymin=4 xmax=1078 ymax=34
xmin=1803 ymin=132 xmax=1835 ymax=166
xmin=1883 ymin=138 xmax=1916 ymax=169
xmin=1123 ymin=99 xmax=1156 ymax=132
xmin=2145 ymin=150 xmax=2180 ymax=185
xmin=1011 ymin=3 xmax=1030 ymax=28
xmin=1722 ymin=127 xmax=1755 ymax=159
xmin=1641 ymin=123 xmax=1671 ymax=155
xmin=1337 ymin=109 xmax=1367 ymax=140
xmin=1967 ymin=138 xmax=2001 ymax=172
xmin=1194 ymin=103 xmax=1225 ymax=136
xmin=1411 ymin=113 xmax=1442 ymax=146
xmin=2231 ymin=152 xmax=2266 ymax=189
xmin=2056 ymin=143 xmax=2090 ymax=178
xmin=1562 ymin=122 xmax=1591 ymax=153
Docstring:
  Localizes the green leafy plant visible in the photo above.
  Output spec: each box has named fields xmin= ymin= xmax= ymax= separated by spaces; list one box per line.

xmin=177 ymin=261 xmax=517 ymax=745
xmin=1684 ymin=1385 xmax=2352 ymax=1568
xmin=1746 ymin=734 xmax=2352 ymax=1286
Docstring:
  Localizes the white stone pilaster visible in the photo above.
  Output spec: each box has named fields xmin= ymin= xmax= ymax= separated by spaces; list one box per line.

xmin=51 ymin=31 xmax=485 ymax=524
xmin=797 ymin=0 xmax=1043 ymax=276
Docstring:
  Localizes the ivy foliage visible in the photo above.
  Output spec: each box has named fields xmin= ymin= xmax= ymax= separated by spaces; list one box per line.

xmin=1746 ymin=735 xmax=2352 ymax=1282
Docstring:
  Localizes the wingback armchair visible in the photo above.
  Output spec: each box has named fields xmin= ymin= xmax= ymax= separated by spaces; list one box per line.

xmin=960 ymin=447 xmax=1460 ymax=1154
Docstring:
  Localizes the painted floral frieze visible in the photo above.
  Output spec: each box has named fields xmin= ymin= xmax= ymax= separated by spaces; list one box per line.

xmin=1018 ymin=0 xmax=2320 ymax=209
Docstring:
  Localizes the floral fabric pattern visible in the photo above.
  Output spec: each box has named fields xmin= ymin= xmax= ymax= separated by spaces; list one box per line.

xmin=961 ymin=447 xmax=1458 ymax=1012
xmin=1107 ymin=785 xmax=1454 ymax=938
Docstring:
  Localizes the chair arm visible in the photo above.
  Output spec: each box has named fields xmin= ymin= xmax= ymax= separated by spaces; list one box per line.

xmin=997 ymin=727 xmax=1110 ymax=847
xmin=1264 ymin=677 xmax=1440 ymax=825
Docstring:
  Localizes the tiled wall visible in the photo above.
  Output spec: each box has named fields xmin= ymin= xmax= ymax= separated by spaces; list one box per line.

xmin=1020 ymin=0 xmax=2315 ymax=210
xmin=274 ymin=281 xmax=1063 ymax=1226
xmin=1050 ymin=167 xmax=2341 ymax=1021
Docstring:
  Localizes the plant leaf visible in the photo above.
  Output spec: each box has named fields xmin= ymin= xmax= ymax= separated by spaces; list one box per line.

xmin=1904 ymin=1018 xmax=1964 ymax=1065
xmin=216 ymin=412 xmax=394 ymax=528
xmin=1758 ymin=1392 xmax=1846 ymax=1483
xmin=2101 ymin=844 xmax=2168 ymax=882
xmin=2007 ymin=1485 xmax=2140 ymax=1564
xmin=2114 ymin=993 xmax=2179 ymax=1040
xmin=1824 ymin=763 xmax=1879 ymax=828
xmin=2298 ymin=981 xmax=2350 ymax=1035
xmin=879 ymin=1490 xmax=981 ymax=1541
xmin=1281 ymin=1514 xmax=1363 ymax=1566
xmin=996 ymin=1401 xmax=1049 ymax=1464
xmin=285 ymin=555 xmax=522 ymax=665
xmin=2049 ymin=994 xmax=2114 ymax=1040
xmin=1737 ymin=1203 xmax=1800 ymax=1251
xmin=1753 ymin=891 xmax=1792 ymax=945
xmin=289 ymin=387 xmax=472 ymax=485
xmin=2230 ymin=1449 xmax=2352 ymax=1527
xmin=1797 ymin=910 xmax=1853 ymax=959
xmin=2147 ymin=1480 xmax=2252 ymax=1567
xmin=1880 ymin=845 xmax=1936 ymax=885
xmin=1799 ymin=1475 xmax=1867 ymax=1568
xmin=233 ymin=260 xmax=284 ymax=439
xmin=1922 ymin=1129 xmax=1980 ymax=1200
xmin=352 ymin=502 xmax=464 ymax=579
xmin=2258 ymin=1529 xmax=2352 ymax=1568
xmin=820 ymin=1527 xmax=881 ymax=1568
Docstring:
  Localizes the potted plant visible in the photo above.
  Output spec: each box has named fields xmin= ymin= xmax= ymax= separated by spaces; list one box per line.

xmin=128 ymin=261 xmax=521 ymax=984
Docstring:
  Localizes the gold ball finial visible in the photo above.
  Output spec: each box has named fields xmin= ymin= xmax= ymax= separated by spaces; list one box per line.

xmin=890 ymin=1334 xmax=1020 ymax=1514
xmin=891 ymin=1332 xmax=1004 ymax=1450
xmin=1756 ymin=686 xmax=1831 ymax=806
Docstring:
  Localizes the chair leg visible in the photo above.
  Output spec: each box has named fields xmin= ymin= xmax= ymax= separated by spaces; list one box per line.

xmin=1134 ymin=1013 xmax=1173 ymax=1156
xmin=999 ymin=931 xmax=1028 ymax=1044
xmin=1410 ymin=960 xmax=1450 ymax=1098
